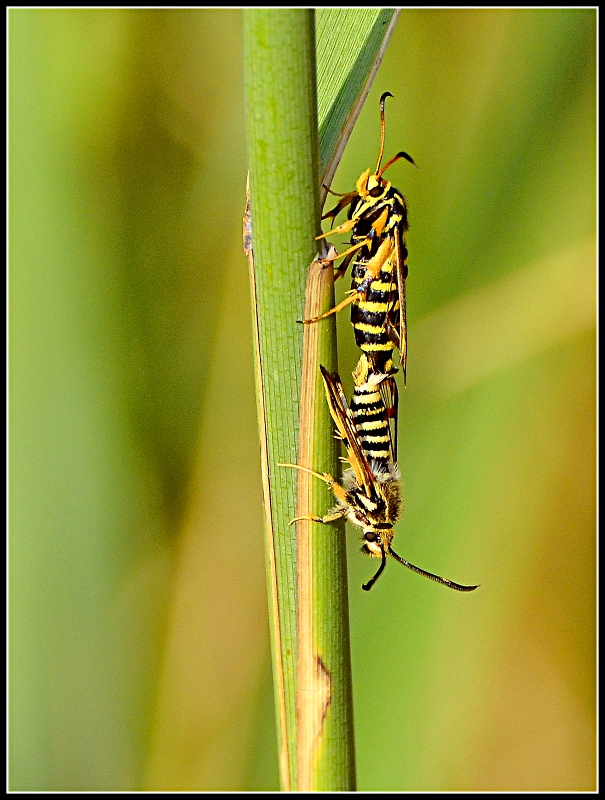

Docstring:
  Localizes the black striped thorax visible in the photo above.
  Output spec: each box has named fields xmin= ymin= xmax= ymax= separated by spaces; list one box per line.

xmin=345 ymin=486 xmax=397 ymax=530
xmin=349 ymin=185 xmax=408 ymax=257
xmin=343 ymin=470 xmax=401 ymax=528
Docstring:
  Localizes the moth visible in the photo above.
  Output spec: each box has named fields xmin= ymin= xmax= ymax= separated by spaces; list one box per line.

xmin=301 ymin=92 xmax=414 ymax=449
xmin=281 ymin=361 xmax=479 ymax=592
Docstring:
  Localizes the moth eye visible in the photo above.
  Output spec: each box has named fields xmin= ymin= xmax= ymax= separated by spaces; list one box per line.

xmin=364 ymin=532 xmax=378 ymax=542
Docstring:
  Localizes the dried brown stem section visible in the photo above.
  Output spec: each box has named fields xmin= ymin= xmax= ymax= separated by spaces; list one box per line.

xmin=296 ymin=250 xmax=336 ymax=789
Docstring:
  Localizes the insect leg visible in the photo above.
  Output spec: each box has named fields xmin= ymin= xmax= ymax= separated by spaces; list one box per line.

xmin=289 ymin=506 xmax=348 ymax=526
xmin=321 ymin=191 xmax=358 ymax=221
xmin=278 ymin=462 xmax=333 ymax=484
xmin=315 ymin=217 xmax=358 ymax=240
xmin=298 ymin=289 xmax=362 ymax=325
xmin=333 ymin=250 xmax=356 ymax=282
xmin=320 ymin=238 xmax=369 ymax=262
xmin=278 ymin=462 xmax=348 ymax=503
xmin=300 ymin=238 xmax=378 ymax=326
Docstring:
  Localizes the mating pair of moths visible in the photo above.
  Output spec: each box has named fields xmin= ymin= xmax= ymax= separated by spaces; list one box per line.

xmin=283 ymin=93 xmax=478 ymax=593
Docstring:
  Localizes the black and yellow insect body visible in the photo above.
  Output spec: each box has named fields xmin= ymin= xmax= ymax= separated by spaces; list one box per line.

xmin=347 ymin=157 xmax=409 ymax=385
xmin=302 ymin=92 xmax=413 ymax=392
xmin=280 ymin=364 xmax=479 ymax=593
xmin=350 ymin=353 xmax=396 ymax=464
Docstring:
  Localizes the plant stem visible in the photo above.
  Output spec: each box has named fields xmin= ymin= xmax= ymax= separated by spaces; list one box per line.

xmin=244 ymin=9 xmax=355 ymax=790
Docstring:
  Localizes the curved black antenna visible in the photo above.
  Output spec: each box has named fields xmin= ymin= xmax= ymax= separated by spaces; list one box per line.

xmin=375 ymin=92 xmax=394 ymax=175
xmin=362 ymin=542 xmax=387 ymax=591
xmin=388 ymin=547 xmax=479 ymax=592
xmin=377 ymin=151 xmax=416 ymax=180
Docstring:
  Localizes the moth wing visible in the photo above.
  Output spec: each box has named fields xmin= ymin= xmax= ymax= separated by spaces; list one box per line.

xmin=319 ymin=365 xmax=376 ymax=497
xmin=394 ymin=229 xmax=408 ymax=384
xmin=378 ymin=374 xmax=398 ymax=463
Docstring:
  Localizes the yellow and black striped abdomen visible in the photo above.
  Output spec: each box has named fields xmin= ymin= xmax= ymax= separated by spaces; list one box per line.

xmin=350 ymin=356 xmax=393 ymax=467
xmin=350 ymin=241 xmax=404 ymax=376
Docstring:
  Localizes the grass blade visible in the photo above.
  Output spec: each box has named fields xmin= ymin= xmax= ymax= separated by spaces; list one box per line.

xmin=244 ymin=8 xmax=399 ymax=789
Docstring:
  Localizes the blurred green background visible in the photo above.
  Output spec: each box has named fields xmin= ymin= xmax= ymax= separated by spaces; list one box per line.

xmin=9 ymin=8 xmax=595 ymax=791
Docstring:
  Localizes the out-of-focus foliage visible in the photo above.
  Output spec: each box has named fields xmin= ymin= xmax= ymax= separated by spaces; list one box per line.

xmin=9 ymin=8 xmax=595 ymax=791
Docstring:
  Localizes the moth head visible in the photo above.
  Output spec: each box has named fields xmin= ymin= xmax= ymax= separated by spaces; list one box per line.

xmin=356 ymin=168 xmax=389 ymax=200
xmin=361 ymin=528 xmax=394 ymax=557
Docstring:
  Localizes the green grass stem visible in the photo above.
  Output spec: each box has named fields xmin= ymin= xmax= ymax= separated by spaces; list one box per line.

xmin=244 ymin=9 xmax=398 ymax=790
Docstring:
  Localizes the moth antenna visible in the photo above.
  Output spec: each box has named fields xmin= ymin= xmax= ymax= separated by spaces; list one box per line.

xmin=362 ymin=542 xmax=387 ymax=591
xmin=375 ymin=92 xmax=394 ymax=174
xmin=377 ymin=151 xmax=416 ymax=180
xmin=388 ymin=547 xmax=479 ymax=592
